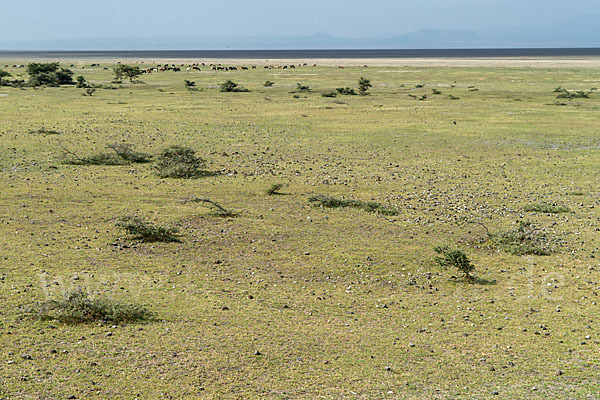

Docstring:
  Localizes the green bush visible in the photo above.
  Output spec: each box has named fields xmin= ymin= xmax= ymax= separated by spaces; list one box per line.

xmin=308 ymin=194 xmax=398 ymax=215
xmin=154 ymin=145 xmax=206 ymax=178
xmin=322 ymin=91 xmax=337 ymax=98
xmin=491 ymin=221 xmax=553 ymax=256
xmin=266 ymin=183 xmax=286 ymax=195
xmin=264 ymin=80 xmax=275 ymax=87
xmin=29 ymin=289 xmax=154 ymax=324
xmin=220 ymin=80 xmax=249 ymax=92
xmin=295 ymin=83 xmax=310 ymax=92
xmin=76 ymin=75 xmax=88 ymax=88
xmin=358 ymin=77 xmax=372 ymax=96
xmin=0 ymin=69 xmax=11 ymax=85
xmin=116 ymin=216 xmax=180 ymax=242
xmin=433 ymin=246 xmax=475 ymax=281
xmin=336 ymin=87 xmax=356 ymax=95
xmin=183 ymin=198 xmax=239 ymax=217
xmin=30 ymin=127 xmax=61 ymax=135
xmin=63 ymin=143 xmax=151 ymax=165
xmin=523 ymin=203 xmax=570 ymax=214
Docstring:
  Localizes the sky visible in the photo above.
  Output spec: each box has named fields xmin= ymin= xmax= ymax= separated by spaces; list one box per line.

xmin=1 ymin=0 xmax=599 ymax=41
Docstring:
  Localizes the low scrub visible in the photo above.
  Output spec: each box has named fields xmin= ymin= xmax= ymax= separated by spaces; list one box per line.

xmin=220 ymin=80 xmax=249 ymax=92
xmin=29 ymin=289 xmax=153 ymax=324
xmin=154 ymin=145 xmax=206 ymax=178
xmin=63 ymin=143 xmax=151 ymax=165
xmin=490 ymin=221 xmax=553 ymax=256
xmin=116 ymin=216 xmax=180 ymax=242
xmin=433 ymin=245 xmax=475 ymax=281
xmin=183 ymin=198 xmax=239 ymax=217
xmin=555 ymin=87 xmax=590 ymax=99
xmin=30 ymin=127 xmax=61 ymax=135
xmin=266 ymin=183 xmax=286 ymax=195
xmin=295 ymin=83 xmax=310 ymax=92
xmin=336 ymin=87 xmax=357 ymax=95
xmin=308 ymin=194 xmax=398 ymax=215
xmin=523 ymin=203 xmax=570 ymax=214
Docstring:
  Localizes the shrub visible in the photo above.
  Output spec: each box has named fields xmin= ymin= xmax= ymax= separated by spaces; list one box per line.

xmin=83 ymin=88 xmax=96 ymax=96
xmin=308 ymin=194 xmax=398 ymax=215
xmin=266 ymin=183 xmax=286 ymax=195
xmin=264 ymin=80 xmax=274 ymax=87
xmin=358 ymin=77 xmax=372 ymax=96
xmin=183 ymin=198 xmax=239 ymax=217
xmin=63 ymin=143 xmax=151 ymax=165
xmin=76 ymin=75 xmax=88 ymax=88
xmin=433 ymin=246 xmax=475 ymax=281
xmin=220 ymin=80 xmax=249 ymax=92
xmin=30 ymin=127 xmax=61 ymax=135
xmin=295 ymin=83 xmax=310 ymax=92
xmin=64 ymin=152 xmax=130 ymax=166
xmin=556 ymin=88 xmax=590 ymax=99
xmin=490 ymin=221 xmax=553 ymax=256
xmin=154 ymin=145 xmax=206 ymax=178
xmin=431 ymin=88 xmax=442 ymax=95
xmin=447 ymin=95 xmax=460 ymax=100
xmin=415 ymin=83 xmax=424 ymax=88
xmin=184 ymin=80 xmax=196 ymax=87
xmin=106 ymin=143 xmax=152 ymax=163
xmin=0 ymin=69 xmax=11 ymax=85
xmin=523 ymin=203 xmax=570 ymax=214
xmin=29 ymin=288 xmax=153 ymax=324
xmin=322 ymin=91 xmax=337 ymax=98
xmin=116 ymin=216 xmax=180 ymax=242
xmin=336 ymin=87 xmax=357 ymax=95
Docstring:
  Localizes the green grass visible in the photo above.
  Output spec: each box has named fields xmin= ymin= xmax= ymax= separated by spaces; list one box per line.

xmin=1 ymin=59 xmax=600 ymax=399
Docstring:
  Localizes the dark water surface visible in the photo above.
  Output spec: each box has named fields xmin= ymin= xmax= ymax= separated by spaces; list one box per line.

xmin=1 ymin=48 xmax=600 ymax=59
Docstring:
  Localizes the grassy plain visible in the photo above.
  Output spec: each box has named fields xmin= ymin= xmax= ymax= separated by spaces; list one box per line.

xmin=1 ymin=59 xmax=600 ymax=399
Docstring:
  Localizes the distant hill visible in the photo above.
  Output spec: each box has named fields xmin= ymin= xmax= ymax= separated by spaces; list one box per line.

xmin=2 ymin=15 xmax=600 ymax=50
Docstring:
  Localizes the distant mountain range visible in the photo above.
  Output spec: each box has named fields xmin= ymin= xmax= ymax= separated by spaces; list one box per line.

xmin=2 ymin=15 xmax=600 ymax=50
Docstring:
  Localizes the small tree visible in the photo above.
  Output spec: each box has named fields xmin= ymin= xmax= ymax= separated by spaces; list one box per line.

xmin=114 ymin=65 xmax=142 ymax=83
xmin=433 ymin=245 xmax=475 ymax=281
xmin=295 ymin=83 xmax=310 ymax=92
xmin=76 ymin=76 xmax=88 ymax=88
xmin=155 ymin=145 xmax=207 ymax=178
xmin=26 ymin=62 xmax=75 ymax=86
xmin=220 ymin=80 xmax=249 ymax=92
xmin=358 ymin=77 xmax=372 ymax=96
xmin=0 ymin=69 xmax=11 ymax=85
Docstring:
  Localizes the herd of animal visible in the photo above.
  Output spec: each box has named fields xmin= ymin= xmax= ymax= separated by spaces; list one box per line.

xmin=141 ymin=62 xmax=318 ymax=73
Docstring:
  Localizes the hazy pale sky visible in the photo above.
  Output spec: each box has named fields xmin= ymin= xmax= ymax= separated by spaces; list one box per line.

xmin=2 ymin=0 xmax=599 ymax=40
